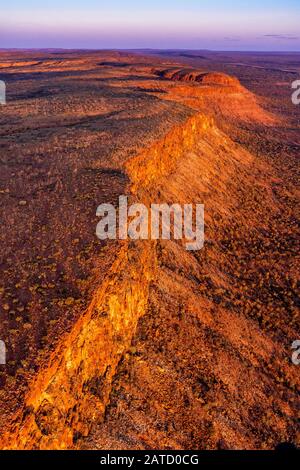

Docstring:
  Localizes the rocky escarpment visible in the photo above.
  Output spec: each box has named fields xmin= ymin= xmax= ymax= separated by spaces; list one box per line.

xmin=0 ymin=112 xmax=216 ymax=449
xmin=1 ymin=50 xmax=298 ymax=451
xmin=153 ymin=68 xmax=275 ymax=125
xmin=155 ymin=68 xmax=240 ymax=87
xmin=0 ymin=76 xmax=297 ymax=449
xmin=0 ymin=88 xmax=296 ymax=450
xmin=80 ymin=96 xmax=299 ymax=451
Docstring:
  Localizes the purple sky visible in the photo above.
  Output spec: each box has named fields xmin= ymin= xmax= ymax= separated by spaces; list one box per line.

xmin=1 ymin=1 xmax=300 ymax=51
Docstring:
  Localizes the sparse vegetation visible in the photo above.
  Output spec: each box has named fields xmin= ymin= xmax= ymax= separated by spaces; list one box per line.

xmin=0 ymin=49 xmax=299 ymax=450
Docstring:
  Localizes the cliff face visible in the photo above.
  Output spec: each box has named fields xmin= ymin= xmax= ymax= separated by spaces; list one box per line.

xmin=153 ymin=69 xmax=275 ymax=125
xmin=155 ymin=69 xmax=240 ymax=87
xmin=126 ymin=114 xmax=214 ymax=192
xmin=0 ymin=60 xmax=298 ymax=450
xmin=0 ymin=51 xmax=299 ymax=449
xmin=0 ymin=112 xmax=217 ymax=449
xmin=80 ymin=92 xmax=299 ymax=451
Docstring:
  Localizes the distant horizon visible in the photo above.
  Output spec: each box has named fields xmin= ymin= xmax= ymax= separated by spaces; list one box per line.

xmin=1 ymin=1 xmax=299 ymax=52
xmin=1 ymin=48 xmax=299 ymax=54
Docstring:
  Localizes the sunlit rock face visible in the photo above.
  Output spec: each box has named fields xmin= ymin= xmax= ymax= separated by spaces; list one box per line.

xmin=0 ymin=50 xmax=298 ymax=450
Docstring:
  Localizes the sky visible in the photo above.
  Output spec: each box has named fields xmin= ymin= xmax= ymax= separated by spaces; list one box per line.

xmin=1 ymin=0 xmax=300 ymax=51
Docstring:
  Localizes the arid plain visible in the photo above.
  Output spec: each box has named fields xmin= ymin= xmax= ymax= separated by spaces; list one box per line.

xmin=0 ymin=50 xmax=299 ymax=449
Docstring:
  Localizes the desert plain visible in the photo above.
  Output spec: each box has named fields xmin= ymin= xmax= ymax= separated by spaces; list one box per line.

xmin=0 ymin=49 xmax=299 ymax=449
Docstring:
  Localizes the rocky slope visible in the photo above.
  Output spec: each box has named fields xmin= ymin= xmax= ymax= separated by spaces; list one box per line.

xmin=0 ymin=52 xmax=298 ymax=450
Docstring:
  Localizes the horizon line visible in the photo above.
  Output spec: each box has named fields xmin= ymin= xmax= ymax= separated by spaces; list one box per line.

xmin=0 ymin=47 xmax=299 ymax=53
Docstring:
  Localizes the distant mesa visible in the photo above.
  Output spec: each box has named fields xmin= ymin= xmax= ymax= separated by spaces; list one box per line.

xmin=153 ymin=66 xmax=275 ymax=126
xmin=195 ymin=72 xmax=241 ymax=86
xmin=154 ymin=68 xmax=240 ymax=87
